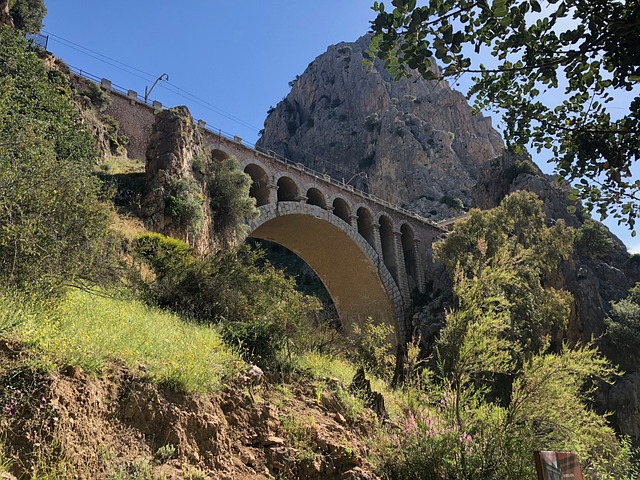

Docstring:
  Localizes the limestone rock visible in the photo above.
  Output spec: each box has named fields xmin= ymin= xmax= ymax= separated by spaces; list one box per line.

xmin=0 ymin=0 xmax=13 ymax=29
xmin=257 ymin=35 xmax=503 ymax=221
xmin=140 ymin=106 xmax=214 ymax=252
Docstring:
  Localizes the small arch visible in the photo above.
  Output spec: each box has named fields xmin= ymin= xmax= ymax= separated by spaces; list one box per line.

xmin=244 ymin=163 xmax=270 ymax=207
xmin=357 ymin=207 xmax=375 ymax=249
xmin=277 ymin=176 xmax=300 ymax=202
xmin=306 ymin=188 xmax=326 ymax=209
xmin=401 ymin=223 xmax=418 ymax=291
xmin=333 ymin=197 xmax=351 ymax=224
xmin=211 ymin=148 xmax=231 ymax=161
xmin=379 ymin=215 xmax=399 ymax=283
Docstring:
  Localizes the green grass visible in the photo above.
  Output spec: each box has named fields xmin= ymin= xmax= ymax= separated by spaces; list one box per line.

xmin=14 ymin=289 xmax=240 ymax=393
xmin=297 ymin=351 xmax=404 ymax=419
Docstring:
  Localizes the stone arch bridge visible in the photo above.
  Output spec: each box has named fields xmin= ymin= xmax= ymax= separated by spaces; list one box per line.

xmin=201 ymin=131 xmax=445 ymax=344
xmin=75 ymin=72 xmax=448 ymax=343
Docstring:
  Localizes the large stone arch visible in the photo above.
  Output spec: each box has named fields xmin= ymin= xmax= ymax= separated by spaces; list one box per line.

xmin=244 ymin=202 xmax=405 ymax=343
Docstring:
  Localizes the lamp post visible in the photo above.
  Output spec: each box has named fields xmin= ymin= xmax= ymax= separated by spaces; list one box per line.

xmin=144 ymin=73 xmax=169 ymax=103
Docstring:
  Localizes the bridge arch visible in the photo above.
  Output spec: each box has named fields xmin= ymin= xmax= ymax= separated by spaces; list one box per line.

xmin=276 ymin=176 xmax=300 ymax=202
xmin=356 ymin=206 xmax=376 ymax=249
xmin=400 ymin=222 xmax=418 ymax=292
xmin=244 ymin=202 xmax=405 ymax=342
xmin=306 ymin=188 xmax=327 ymax=209
xmin=211 ymin=148 xmax=231 ymax=161
xmin=244 ymin=163 xmax=271 ymax=207
xmin=332 ymin=197 xmax=351 ymax=224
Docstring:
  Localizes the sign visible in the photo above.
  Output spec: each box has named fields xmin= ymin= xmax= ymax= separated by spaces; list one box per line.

xmin=534 ymin=451 xmax=584 ymax=480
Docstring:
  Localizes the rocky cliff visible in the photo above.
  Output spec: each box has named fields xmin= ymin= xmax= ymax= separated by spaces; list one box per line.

xmin=140 ymin=107 xmax=214 ymax=252
xmin=257 ymin=35 xmax=503 ymax=221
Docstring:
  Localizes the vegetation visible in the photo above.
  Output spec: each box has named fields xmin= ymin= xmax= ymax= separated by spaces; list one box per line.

xmin=164 ymin=176 xmax=205 ymax=235
xmin=377 ymin=191 xmax=636 ymax=479
xmin=576 ymin=218 xmax=615 ymax=259
xmin=203 ymin=153 xmax=258 ymax=236
xmin=133 ymin=233 xmax=322 ymax=369
xmin=0 ymin=28 xmax=114 ymax=297
xmin=8 ymin=0 xmax=47 ymax=33
xmin=369 ymin=0 xmax=640 ymax=229
xmin=606 ymin=282 xmax=640 ymax=351
xmin=10 ymin=289 xmax=238 ymax=393
xmin=83 ymin=82 xmax=112 ymax=112
xmin=0 ymin=10 xmax=637 ymax=478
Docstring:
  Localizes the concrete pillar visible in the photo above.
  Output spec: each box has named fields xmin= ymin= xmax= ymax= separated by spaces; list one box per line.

xmin=267 ymin=184 xmax=279 ymax=204
xmin=393 ymin=230 xmax=411 ymax=298
xmin=349 ymin=214 xmax=359 ymax=229
xmin=414 ymin=239 xmax=427 ymax=293
xmin=296 ymin=195 xmax=308 ymax=203
xmin=325 ymin=206 xmax=335 ymax=212
xmin=371 ymin=224 xmax=383 ymax=257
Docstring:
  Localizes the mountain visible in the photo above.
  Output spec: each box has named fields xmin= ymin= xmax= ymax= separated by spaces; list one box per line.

xmin=256 ymin=35 xmax=503 ymax=221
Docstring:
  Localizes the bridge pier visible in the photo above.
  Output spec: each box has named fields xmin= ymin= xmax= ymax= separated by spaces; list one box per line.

xmin=392 ymin=230 xmax=411 ymax=299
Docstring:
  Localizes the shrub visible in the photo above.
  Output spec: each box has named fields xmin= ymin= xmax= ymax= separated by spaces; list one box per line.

xmin=0 ymin=29 xmax=114 ymax=297
xmin=606 ymin=282 xmax=640 ymax=350
xmin=84 ymin=82 xmax=112 ymax=111
xmin=575 ymin=218 xmax=614 ymax=259
xmin=439 ymin=195 xmax=464 ymax=210
xmin=9 ymin=0 xmax=47 ymax=33
xmin=351 ymin=318 xmax=395 ymax=381
xmin=164 ymin=176 xmax=204 ymax=235
xmin=206 ymin=155 xmax=258 ymax=236
xmin=364 ymin=113 xmax=380 ymax=132
xmin=102 ymin=115 xmax=129 ymax=155
xmin=133 ymin=236 xmax=320 ymax=343
xmin=219 ymin=320 xmax=286 ymax=369
xmin=504 ymin=158 xmax=540 ymax=183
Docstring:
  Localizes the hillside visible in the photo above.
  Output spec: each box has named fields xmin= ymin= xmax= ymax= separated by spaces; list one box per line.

xmin=1 ymin=12 xmax=640 ymax=479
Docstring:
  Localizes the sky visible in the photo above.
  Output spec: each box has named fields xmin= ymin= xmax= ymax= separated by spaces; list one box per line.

xmin=41 ymin=1 xmax=640 ymax=252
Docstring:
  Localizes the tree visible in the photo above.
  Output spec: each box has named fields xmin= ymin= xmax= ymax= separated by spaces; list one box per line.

xmin=8 ymin=0 xmax=46 ymax=33
xmin=0 ymin=28 xmax=113 ymax=296
xmin=381 ymin=191 xmax=637 ymax=479
xmin=369 ymin=0 xmax=640 ymax=229
xmin=435 ymin=191 xmax=575 ymax=360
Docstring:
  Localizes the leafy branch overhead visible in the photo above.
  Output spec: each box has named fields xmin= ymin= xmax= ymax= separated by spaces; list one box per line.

xmin=369 ymin=0 xmax=640 ymax=229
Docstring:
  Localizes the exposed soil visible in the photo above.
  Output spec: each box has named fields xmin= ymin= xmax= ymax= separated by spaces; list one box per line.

xmin=0 ymin=340 xmax=381 ymax=479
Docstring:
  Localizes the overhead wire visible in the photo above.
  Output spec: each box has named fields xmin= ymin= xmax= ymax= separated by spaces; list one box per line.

xmin=43 ymin=31 xmax=262 ymax=133
xmin=42 ymin=31 xmax=421 ymax=210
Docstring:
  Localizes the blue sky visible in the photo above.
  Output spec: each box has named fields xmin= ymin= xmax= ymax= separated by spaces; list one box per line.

xmin=42 ymin=1 xmax=639 ymax=251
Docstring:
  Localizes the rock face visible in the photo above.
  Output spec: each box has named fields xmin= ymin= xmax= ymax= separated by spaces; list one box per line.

xmin=0 ymin=0 xmax=13 ymax=29
xmin=140 ymin=106 xmax=214 ymax=252
xmin=257 ymin=35 xmax=503 ymax=220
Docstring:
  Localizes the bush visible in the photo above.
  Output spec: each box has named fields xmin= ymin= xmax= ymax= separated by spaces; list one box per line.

xmin=219 ymin=320 xmax=287 ymax=369
xmin=364 ymin=113 xmax=380 ymax=132
xmin=351 ymin=318 xmax=395 ymax=381
xmin=439 ymin=194 xmax=464 ymax=210
xmin=9 ymin=0 xmax=47 ymax=33
xmin=575 ymin=219 xmax=614 ymax=259
xmin=207 ymin=155 xmax=258 ymax=236
xmin=606 ymin=282 xmax=640 ymax=350
xmin=0 ymin=29 xmax=114 ymax=297
xmin=133 ymin=236 xmax=321 ymax=358
xmin=164 ymin=177 xmax=204 ymax=235
xmin=84 ymin=82 xmax=112 ymax=111
xmin=102 ymin=115 xmax=129 ymax=155
xmin=504 ymin=159 xmax=539 ymax=183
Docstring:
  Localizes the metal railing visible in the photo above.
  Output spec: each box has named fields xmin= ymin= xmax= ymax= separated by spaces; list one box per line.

xmin=68 ymin=66 xmax=442 ymax=227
